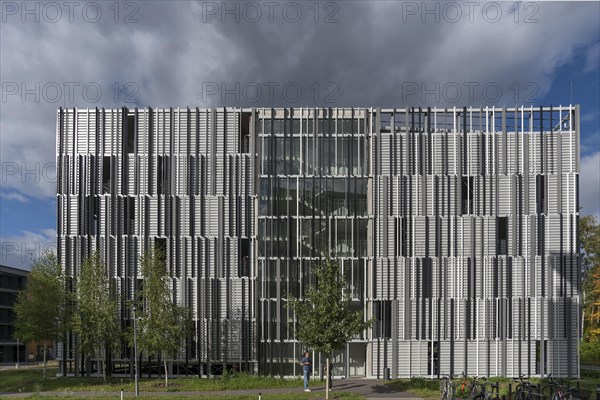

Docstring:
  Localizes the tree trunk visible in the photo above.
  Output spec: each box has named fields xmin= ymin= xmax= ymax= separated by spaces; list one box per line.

xmin=325 ymin=356 xmax=330 ymax=400
xmin=61 ymin=332 xmax=67 ymax=377
xmin=42 ymin=342 xmax=47 ymax=379
xmin=101 ymin=345 xmax=107 ymax=382
xmin=163 ymin=356 xmax=169 ymax=388
xmin=74 ymin=336 xmax=79 ymax=378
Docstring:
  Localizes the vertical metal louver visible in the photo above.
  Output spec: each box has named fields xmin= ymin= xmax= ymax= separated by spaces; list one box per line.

xmin=57 ymin=106 xmax=580 ymax=378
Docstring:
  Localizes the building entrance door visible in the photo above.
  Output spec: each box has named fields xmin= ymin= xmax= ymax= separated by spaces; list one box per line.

xmin=348 ymin=343 xmax=367 ymax=377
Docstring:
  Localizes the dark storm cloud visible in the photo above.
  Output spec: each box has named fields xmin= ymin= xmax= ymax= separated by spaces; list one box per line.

xmin=0 ymin=0 xmax=598 ymax=209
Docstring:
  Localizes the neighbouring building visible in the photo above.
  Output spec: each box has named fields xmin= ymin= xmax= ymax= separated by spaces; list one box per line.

xmin=56 ymin=106 xmax=581 ymax=378
xmin=0 ymin=264 xmax=27 ymax=363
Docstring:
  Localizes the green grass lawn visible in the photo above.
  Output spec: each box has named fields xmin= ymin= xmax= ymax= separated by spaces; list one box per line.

xmin=386 ymin=372 xmax=600 ymax=400
xmin=0 ymin=367 xmax=305 ymax=393
xmin=385 ymin=377 xmax=440 ymax=400
xmin=0 ymin=367 xmax=366 ymax=399
xmin=4 ymin=365 xmax=599 ymax=400
xmin=2 ymin=394 xmax=364 ymax=400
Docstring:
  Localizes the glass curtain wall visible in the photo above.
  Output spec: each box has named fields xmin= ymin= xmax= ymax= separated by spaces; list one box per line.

xmin=257 ymin=110 xmax=369 ymax=376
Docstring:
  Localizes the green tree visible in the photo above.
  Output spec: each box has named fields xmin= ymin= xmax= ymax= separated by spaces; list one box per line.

xmin=13 ymin=252 xmax=71 ymax=378
xmin=580 ymin=215 xmax=600 ymax=363
xmin=580 ymin=215 xmax=600 ymax=275
xmin=134 ymin=246 xmax=190 ymax=388
xmin=74 ymin=252 xmax=120 ymax=381
xmin=287 ymin=259 xmax=372 ymax=399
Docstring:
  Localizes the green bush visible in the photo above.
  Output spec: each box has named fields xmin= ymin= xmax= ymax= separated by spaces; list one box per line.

xmin=581 ymin=340 xmax=600 ymax=366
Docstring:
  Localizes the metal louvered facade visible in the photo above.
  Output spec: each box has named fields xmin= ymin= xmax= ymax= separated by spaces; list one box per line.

xmin=56 ymin=106 xmax=580 ymax=378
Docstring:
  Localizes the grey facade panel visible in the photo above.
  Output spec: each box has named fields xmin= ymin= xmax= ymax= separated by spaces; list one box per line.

xmin=57 ymin=106 xmax=580 ymax=378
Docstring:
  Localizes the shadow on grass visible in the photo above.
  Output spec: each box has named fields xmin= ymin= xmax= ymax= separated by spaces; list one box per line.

xmin=386 ymin=377 xmax=439 ymax=392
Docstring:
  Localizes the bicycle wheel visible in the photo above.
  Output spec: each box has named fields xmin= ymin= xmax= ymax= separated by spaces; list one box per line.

xmin=513 ymin=385 xmax=526 ymax=400
xmin=440 ymin=388 xmax=450 ymax=400
xmin=440 ymin=380 xmax=451 ymax=400
xmin=514 ymin=388 xmax=533 ymax=400
xmin=541 ymin=385 xmax=556 ymax=400
xmin=515 ymin=391 xmax=526 ymax=400
xmin=560 ymin=388 xmax=575 ymax=400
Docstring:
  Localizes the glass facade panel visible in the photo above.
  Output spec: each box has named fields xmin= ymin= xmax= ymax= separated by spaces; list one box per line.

xmin=273 ymin=119 xmax=285 ymax=134
xmin=289 ymin=138 xmax=300 ymax=175
xmin=275 ymin=138 xmax=285 ymax=175
xmin=288 ymin=260 xmax=299 ymax=298
xmin=263 ymin=130 xmax=368 ymax=177
xmin=291 ymin=119 xmax=300 ymax=135
xmin=306 ymin=137 xmax=315 ymax=175
xmin=258 ymin=116 xmax=370 ymax=367
xmin=268 ymin=260 xmax=277 ymax=299
xmin=352 ymin=260 xmax=364 ymax=299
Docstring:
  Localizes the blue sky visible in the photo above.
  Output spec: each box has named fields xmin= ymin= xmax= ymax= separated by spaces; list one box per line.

xmin=1 ymin=1 xmax=599 ymax=269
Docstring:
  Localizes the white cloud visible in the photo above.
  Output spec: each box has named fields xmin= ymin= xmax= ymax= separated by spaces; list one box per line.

xmin=581 ymin=111 xmax=600 ymax=123
xmin=0 ymin=228 xmax=57 ymax=270
xmin=580 ymin=151 xmax=600 ymax=219
xmin=0 ymin=192 xmax=30 ymax=203
xmin=584 ymin=41 xmax=600 ymax=73
xmin=581 ymin=129 xmax=600 ymax=156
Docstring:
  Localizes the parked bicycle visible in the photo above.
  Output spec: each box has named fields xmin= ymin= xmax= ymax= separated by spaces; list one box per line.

xmin=440 ymin=375 xmax=455 ymax=400
xmin=440 ymin=373 xmax=474 ymax=400
xmin=541 ymin=374 xmax=576 ymax=400
xmin=512 ymin=374 xmax=541 ymax=400
xmin=440 ymin=373 xmax=499 ymax=400
xmin=473 ymin=377 xmax=500 ymax=400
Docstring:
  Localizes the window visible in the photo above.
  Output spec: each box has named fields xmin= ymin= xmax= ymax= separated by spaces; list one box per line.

xmin=288 ymin=137 xmax=300 ymax=175
xmin=157 ymin=156 xmax=170 ymax=195
xmin=273 ymin=119 xmax=285 ymax=134
xmin=239 ymin=238 xmax=250 ymax=277
xmin=275 ymin=138 xmax=285 ymax=175
xmin=461 ymin=176 xmax=473 ymax=215
xmin=240 ymin=113 xmax=251 ymax=153
xmin=288 ymin=260 xmax=299 ymax=297
xmin=124 ymin=197 xmax=135 ymax=234
xmin=401 ymin=218 xmax=408 ymax=257
xmin=156 ymin=238 xmax=167 ymax=264
xmin=373 ymin=300 xmax=392 ymax=338
xmin=263 ymin=118 xmax=272 ymax=134
xmin=126 ymin=115 xmax=135 ymax=154
xmin=428 ymin=342 xmax=439 ymax=376
xmin=341 ymin=118 xmax=355 ymax=134
xmin=291 ymin=119 xmax=300 ymax=134
xmin=89 ymin=196 xmax=99 ymax=235
xmin=536 ymin=175 xmax=546 ymax=214
xmin=497 ymin=217 xmax=508 ymax=255
xmin=102 ymin=156 xmax=111 ymax=194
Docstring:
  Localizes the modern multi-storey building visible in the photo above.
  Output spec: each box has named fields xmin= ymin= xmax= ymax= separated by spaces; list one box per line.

xmin=56 ymin=106 xmax=581 ymax=378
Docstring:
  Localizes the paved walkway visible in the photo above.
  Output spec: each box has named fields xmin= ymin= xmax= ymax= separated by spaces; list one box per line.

xmin=0 ymin=379 xmax=422 ymax=399
xmin=0 ymin=362 xmax=47 ymax=371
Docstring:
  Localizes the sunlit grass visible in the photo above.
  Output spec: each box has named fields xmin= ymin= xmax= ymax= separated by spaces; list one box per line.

xmin=386 ymin=372 xmax=600 ymax=400
xmin=3 ymin=394 xmax=364 ymax=400
xmin=0 ymin=368 xmax=306 ymax=393
xmin=4 ymin=365 xmax=598 ymax=400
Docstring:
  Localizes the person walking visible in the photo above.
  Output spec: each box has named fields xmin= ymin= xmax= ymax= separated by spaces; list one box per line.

xmin=300 ymin=351 xmax=312 ymax=392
